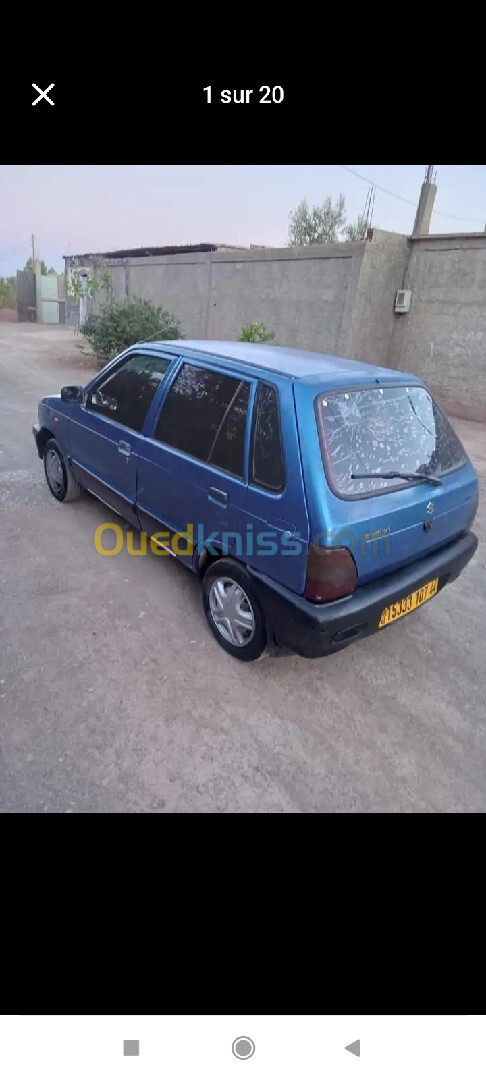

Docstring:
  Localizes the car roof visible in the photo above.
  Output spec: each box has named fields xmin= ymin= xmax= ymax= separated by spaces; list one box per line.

xmin=149 ymin=340 xmax=410 ymax=384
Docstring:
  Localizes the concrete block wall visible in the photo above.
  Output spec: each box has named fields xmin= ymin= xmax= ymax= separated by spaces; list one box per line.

xmin=390 ymin=234 xmax=486 ymax=423
xmin=67 ymin=242 xmax=369 ymax=351
xmin=65 ymin=230 xmax=486 ymax=421
xmin=344 ymin=231 xmax=410 ymax=367
xmin=205 ymin=244 xmax=366 ymax=353
xmin=130 ymin=256 xmax=211 ymax=337
xmin=117 ymin=243 xmax=369 ymax=352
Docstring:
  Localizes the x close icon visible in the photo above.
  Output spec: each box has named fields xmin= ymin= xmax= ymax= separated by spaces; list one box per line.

xmin=32 ymin=83 xmax=55 ymax=106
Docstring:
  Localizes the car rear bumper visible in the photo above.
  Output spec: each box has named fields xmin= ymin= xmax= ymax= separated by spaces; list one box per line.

xmin=250 ymin=531 xmax=478 ymax=659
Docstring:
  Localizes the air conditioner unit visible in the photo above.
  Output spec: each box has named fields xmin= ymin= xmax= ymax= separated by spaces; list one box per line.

xmin=395 ymin=289 xmax=412 ymax=313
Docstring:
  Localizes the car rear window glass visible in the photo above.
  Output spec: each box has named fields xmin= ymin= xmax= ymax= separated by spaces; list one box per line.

xmin=155 ymin=363 xmax=250 ymax=477
xmin=316 ymin=385 xmax=467 ymax=497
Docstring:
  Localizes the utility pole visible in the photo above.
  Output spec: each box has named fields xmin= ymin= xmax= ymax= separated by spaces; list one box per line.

xmin=413 ymin=166 xmax=438 ymax=237
xmin=31 ymin=234 xmax=36 ymax=264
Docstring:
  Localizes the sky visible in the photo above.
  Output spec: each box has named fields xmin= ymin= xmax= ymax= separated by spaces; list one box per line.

xmin=1 ymin=164 xmax=486 ymax=276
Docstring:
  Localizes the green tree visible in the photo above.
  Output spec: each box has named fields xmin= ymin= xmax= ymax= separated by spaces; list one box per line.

xmin=68 ymin=266 xmax=112 ymax=300
xmin=0 ymin=276 xmax=17 ymax=308
xmin=238 ymin=322 xmax=275 ymax=343
xmin=80 ymin=298 xmax=184 ymax=368
xmin=288 ymin=195 xmax=347 ymax=246
xmin=24 ymin=257 xmax=56 ymax=275
xmin=288 ymin=195 xmax=367 ymax=246
xmin=343 ymin=215 xmax=368 ymax=242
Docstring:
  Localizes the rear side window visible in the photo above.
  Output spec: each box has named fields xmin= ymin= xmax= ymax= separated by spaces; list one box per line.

xmin=316 ymin=385 xmax=467 ymax=498
xmin=155 ymin=362 xmax=250 ymax=478
xmin=250 ymin=382 xmax=285 ymax=492
xmin=209 ymin=381 xmax=250 ymax=476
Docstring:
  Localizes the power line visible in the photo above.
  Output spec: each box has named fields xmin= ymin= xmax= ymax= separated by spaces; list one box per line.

xmin=0 ymin=238 xmax=31 ymax=262
xmin=340 ymin=165 xmax=486 ymax=226
xmin=341 ymin=165 xmax=418 ymax=207
xmin=0 ymin=238 xmax=31 ymax=257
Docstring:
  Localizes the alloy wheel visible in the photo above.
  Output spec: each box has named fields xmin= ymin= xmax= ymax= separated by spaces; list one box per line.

xmin=208 ymin=576 xmax=256 ymax=647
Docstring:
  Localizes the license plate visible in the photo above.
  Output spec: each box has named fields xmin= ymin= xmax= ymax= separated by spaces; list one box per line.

xmin=379 ymin=578 xmax=439 ymax=629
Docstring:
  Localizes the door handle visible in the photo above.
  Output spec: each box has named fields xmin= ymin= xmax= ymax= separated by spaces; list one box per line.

xmin=118 ymin=440 xmax=131 ymax=458
xmin=209 ymin=486 xmax=228 ymax=506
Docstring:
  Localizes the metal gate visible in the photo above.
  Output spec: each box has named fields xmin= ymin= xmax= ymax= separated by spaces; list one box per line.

xmin=40 ymin=272 xmax=65 ymax=323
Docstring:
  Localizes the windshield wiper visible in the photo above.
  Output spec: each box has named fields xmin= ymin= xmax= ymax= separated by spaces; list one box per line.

xmin=351 ymin=471 xmax=442 ymax=487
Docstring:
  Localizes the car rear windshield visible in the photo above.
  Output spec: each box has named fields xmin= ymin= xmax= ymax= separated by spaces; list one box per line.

xmin=316 ymin=385 xmax=467 ymax=498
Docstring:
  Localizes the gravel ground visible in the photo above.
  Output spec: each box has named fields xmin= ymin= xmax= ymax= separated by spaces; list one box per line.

xmin=0 ymin=322 xmax=485 ymax=813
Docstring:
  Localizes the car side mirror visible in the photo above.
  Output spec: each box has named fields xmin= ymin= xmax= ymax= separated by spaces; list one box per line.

xmin=61 ymin=385 xmax=84 ymax=403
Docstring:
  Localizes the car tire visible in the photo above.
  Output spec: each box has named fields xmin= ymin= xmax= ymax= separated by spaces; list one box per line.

xmin=44 ymin=438 xmax=82 ymax=503
xmin=202 ymin=558 xmax=267 ymax=662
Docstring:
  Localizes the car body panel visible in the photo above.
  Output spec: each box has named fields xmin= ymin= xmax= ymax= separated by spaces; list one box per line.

xmin=34 ymin=340 xmax=479 ymax=658
xmin=68 ymin=408 xmax=141 ymax=525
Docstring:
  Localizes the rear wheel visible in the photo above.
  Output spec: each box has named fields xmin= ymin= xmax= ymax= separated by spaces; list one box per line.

xmin=44 ymin=438 xmax=82 ymax=503
xmin=202 ymin=559 xmax=267 ymax=662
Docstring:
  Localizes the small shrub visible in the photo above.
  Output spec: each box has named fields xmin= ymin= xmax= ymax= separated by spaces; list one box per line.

xmin=238 ymin=322 xmax=275 ymax=344
xmin=80 ymin=298 xmax=183 ymax=368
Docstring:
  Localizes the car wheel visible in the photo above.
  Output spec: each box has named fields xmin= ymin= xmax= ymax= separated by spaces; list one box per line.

xmin=202 ymin=558 xmax=267 ymax=662
xmin=44 ymin=438 xmax=82 ymax=503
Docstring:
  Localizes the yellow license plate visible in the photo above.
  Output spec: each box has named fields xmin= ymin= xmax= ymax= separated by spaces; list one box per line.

xmin=379 ymin=578 xmax=439 ymax=628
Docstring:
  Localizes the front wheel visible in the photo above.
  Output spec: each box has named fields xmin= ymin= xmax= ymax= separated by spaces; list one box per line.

xmin=44 ymin=438 xmax=82 ymax=502
xmin=202 ymin=559 xmax=267 ymax=662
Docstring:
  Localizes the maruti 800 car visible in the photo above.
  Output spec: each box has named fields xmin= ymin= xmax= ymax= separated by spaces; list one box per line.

xmin=33 ymin=341 xmax=479 ymax=661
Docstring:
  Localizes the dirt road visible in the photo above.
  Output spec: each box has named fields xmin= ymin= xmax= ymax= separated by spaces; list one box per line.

xmin=1 ymin=322 xmax=485 ymax=812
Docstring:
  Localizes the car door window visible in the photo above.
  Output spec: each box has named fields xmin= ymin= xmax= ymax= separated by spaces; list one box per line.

xmin=86 ymin=353 xmax=171 ymax=433
xmin=250 ymin=382 xmax=285 ymax=491
xmin=155 ymin=363 xmax=251 ymax=478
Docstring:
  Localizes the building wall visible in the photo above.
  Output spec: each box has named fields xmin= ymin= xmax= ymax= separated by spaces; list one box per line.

xmin=130 ymin=256 xmax=211 ymax=337
xmin=390 ymin=234 xmax=486 ymax=422
xmin=79 ymin=243 xmax=369 ymax=350
xmin=65 ymin=231 xmax=486 ymax=421
xmin=344 ymin=230 xmax=410 ymax=366
xmin=205 ymin=244 xmax=366 ymax=353
xmin=66 ymin=241 xmax=372 ymax=351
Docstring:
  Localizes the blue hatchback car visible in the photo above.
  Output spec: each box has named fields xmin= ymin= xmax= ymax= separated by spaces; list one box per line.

xmin=33 ymin=341 xmax=478 ymax=661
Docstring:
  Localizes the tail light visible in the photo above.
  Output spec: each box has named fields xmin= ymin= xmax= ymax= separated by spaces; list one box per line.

xmin=305 ymin=545 xmax=357 ymax=603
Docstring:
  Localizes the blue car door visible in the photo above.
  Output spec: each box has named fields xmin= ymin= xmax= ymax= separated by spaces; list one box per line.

xmin=136 ymin=359 xmax=253 ymax=564
xmin=68 ymin=351 xmax=175 ymax=525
